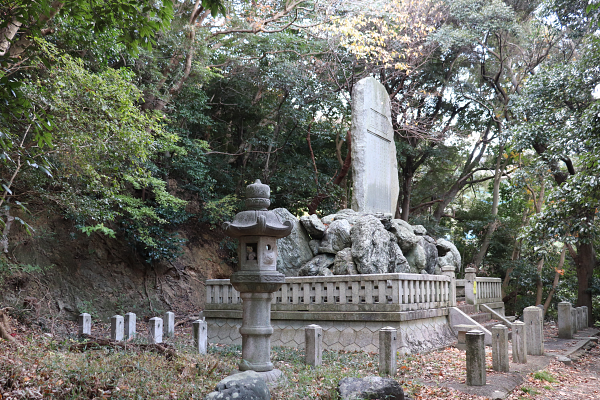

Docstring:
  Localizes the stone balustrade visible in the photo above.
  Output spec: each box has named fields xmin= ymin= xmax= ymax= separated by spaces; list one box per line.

xmin=206 ymin=273 xmax=454 ymax=313
xmin=474 ymin=277 xmax=502 ymax=305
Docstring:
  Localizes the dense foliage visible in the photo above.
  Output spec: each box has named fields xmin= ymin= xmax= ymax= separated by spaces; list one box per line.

xmin=1 ymin=0 xmax=599 ymax=321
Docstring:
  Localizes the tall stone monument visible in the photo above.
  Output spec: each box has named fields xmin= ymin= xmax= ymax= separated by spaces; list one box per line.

xmin=350 ymin=77 xmax=399 ymax=215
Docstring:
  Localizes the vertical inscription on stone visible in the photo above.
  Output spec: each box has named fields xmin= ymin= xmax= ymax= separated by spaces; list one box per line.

xmin=350 ymin=77 xmax=399 ymax=215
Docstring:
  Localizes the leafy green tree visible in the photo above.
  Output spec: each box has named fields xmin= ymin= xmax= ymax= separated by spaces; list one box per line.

xmin=510 ymin=34 xmax=600 ymax=323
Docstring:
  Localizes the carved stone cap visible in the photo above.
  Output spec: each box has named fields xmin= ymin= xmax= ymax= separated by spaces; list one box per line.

xmin=223 ymin=179 xmax=293 ymax=239
xmin=246 ymin=179 xmax=270 ymax=210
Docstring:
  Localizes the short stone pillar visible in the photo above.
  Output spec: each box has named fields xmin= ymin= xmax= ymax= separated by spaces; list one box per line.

xmin=571 ymin=308 xmax=578 ymax=335
xmin=512 ymin=321 xmax=527 ymax=364
xmin=581 ymin=306 xmax=589 ymax=329
xmin=379 ymin=327 xmax=397 ymax=376
xmin=465 ymin=267 xmax=477 ymax=306
xmin=557 ymin=302 xmax=573 ymax=339
xmin=466 ymin=330 xmax=486 ymax=386
xmin=523 ymin=306 xmax=544 ymax=355
xmin=111 ymin=315 xmax=124 ymax=341
xmin=491 ymin=324 xmax=509 ymax=372
xmin=441 ymin=266 xmax=457 ymax=307
xmin=164 ymin=311 xmax=175 ymax=338
xmin=305 ymin=324 xmax=323 ymax=367
xmin=78 ymin=313 xmax=91 ymax=336
xmin=577 ymin=307 xmax=585 ymax=330
xmin=124 ymin=312 xmax=136 ymax=340
xmin=192 ymin=319 xmax=207 ymax=354
xmin=149 ymin=317 xmax=163 ymax=344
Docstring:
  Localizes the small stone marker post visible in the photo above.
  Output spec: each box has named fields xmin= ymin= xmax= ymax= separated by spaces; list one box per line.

xmin=466 ymin=330 xmax=486 ymax=386
xmin=304 ymin=324 xmax=323 ymax=367
xmin=558 ymin=302 xmax=573 ymax=339
xmin=192 ymin=319 xmax=207 ymax=354
xmin=464 ymin=268 xmax=477 ymax=306
xmin=491 ymin=324 xmax=509 ymax=372
xmin=149 ymin=317 xmax=163 ymax=344
xmin=512 ymin=321 xmax=527 ymax=364
xmin=582 ymin=306 xmax=588 ymax=329
xmin=577 ymin=307 xmax=585 ymax=330
xmin=124 ymin=312 xmax=136 ymax=340
xmin=350 ymin=77 xmax=399 ymax=215
xmin=111 ymin=315 xmax=124 ymax=341
xmin=523 ymin=306 xmax=544 ymax=355
xmin=571 ymin=308 xmax=578 ymax=335
xmin=379 ymin=327 xmax=397 ymax=376
xmin=165 ymin=311 xmax=175 ymax=338
xmin=78 ymin=313 xmax=91 ymax=336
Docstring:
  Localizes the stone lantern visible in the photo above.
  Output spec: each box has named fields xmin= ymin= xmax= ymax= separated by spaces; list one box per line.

xmin=223 ymin=179 xmax=292 ymax=379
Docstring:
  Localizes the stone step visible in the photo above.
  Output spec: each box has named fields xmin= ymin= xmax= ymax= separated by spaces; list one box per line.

xmin=458 ymin=303 xmax=478 ymax=315
xmin=469 ymin=312 xmax=492 ymax=324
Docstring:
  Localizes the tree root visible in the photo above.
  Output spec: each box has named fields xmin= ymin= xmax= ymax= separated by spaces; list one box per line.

xmin=0 ymin=307 xmax=20 ymax=346
xmin=69 ymin=335 xmax=177 ymax=360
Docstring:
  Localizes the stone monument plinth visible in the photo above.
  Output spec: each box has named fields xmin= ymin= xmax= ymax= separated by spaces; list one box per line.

xmin=223 ymin=179 xmax=293 ymax=383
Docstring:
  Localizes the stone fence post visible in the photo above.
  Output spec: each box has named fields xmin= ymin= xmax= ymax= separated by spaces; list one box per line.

xmin=125 ymin=312 xmax=136 ymax=340
xmin=305 ymin=324 xmax=323 ymax=367
xmin=558 ymin=302 xmax=573 ymax=339
xmin=465 ymin=268 xmax=476 ymax=306
xmin=78 ymin=313 xmax=91 ymax=336
xmin=466 ymin=330 xmax=486 ymax=386
xmin=523 ymin=306 xmax=543 ymax=356
xmin=379 ymin=327 xmax=397 ymax=376
xmin=149 ymin=317 xmax=163 ymax=344
xmin=512 ymin=321 xmax=527 ymax=364
xmin=491 ymin=325 xmax=509 ymax=372
xmin=111 ymin=315 xmax=124 ymax=341
xmin=193 ymin=319 xmax=207 ymax=354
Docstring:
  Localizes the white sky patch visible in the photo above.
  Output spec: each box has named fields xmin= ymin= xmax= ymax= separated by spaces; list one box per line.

xmin=593 ymin=84 xmax=600 ymax=99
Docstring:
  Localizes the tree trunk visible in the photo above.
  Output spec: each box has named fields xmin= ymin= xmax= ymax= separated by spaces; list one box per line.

xmin=535 ymin=256 xmax=545 ymax=306
xmin=542 ymin=248 xmax=565 ymax=318
xmin=575 ymin=241 xmax=595 ymax=326
xmin=472 ymin=145 xmax=509 ymax=268
xmin=400 ymin=170 xmax=413 ymax=222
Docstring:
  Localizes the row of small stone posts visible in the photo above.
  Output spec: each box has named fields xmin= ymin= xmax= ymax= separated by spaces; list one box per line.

xmin=558 ymin=302 xmax=589 ymax=338
xmin=466 ymin=306 xmax=545 ymax=386
xmin=304 ymin=324 xmax=402 ymax=376
xmin=77 ymin=311 xmax=207 ymax=353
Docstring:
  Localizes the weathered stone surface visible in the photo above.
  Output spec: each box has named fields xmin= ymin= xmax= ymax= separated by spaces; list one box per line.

xmin=405 ymin=244 xmax=426 ymax=273
xmin=273 ymin=208 xmax=314 ymax=276
xmin=205 ymin=371 xmax=270 ymax=400
xmin=437 ymin=238 xmax=462 ymax=270
xmin=333 ymin=248 xmax=358 ymax=275
xmin=412 ymin=225 xmax=427 ymax=235
xmin=420 ymin=236 xmax=438 ymax=274
xmin=338 ymin=376 xmax=404 ymax=400
xmin=322 ymin=214 xmax=336 ymax=224
xmin=300 ymin=214 xmax=326 ymax=239
xmin=319 ymin=219 xmax=352 ymax=254
xmin=388 ymin=234 xmax=410 ymax=273
xmin=308 ymin=240 xmax=320 ymax=257
xmin=388 ymin=219 xmax=420 ymax=253
xmin=350 ymin=77 xmax=400 ymax=215
xmin=351 ymin=215 xmax=391 ymax=274
xmin=298 ymin=254 xmax=335 ymax=276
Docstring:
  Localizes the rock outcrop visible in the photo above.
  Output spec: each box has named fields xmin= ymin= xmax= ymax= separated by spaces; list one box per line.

xmin=272 ymin=209 xmax=462 ymax=277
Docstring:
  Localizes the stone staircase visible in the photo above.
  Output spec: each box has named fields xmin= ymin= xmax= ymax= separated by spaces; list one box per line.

xmin=451 ymin=302 xmax=515 ymax=347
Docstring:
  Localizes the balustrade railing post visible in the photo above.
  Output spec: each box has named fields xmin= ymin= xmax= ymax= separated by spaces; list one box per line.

xmin=442 ymin=266 xmax=457 ymax=307
xmin=465 ymin=268 xmax=477 ymax=306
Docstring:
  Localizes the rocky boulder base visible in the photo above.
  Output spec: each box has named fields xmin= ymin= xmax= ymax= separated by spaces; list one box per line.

xmin=276 ymin=209 xmax=461 ymax=277
xmin=205 ymin=371 xmax=270 ymax=400
xmin=338 ymin=376 xmax=405 ymax=400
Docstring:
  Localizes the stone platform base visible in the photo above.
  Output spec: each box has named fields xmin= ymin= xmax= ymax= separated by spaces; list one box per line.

xmin=206 ymin=309 xmax=456 ymax=355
